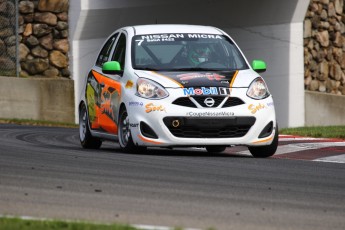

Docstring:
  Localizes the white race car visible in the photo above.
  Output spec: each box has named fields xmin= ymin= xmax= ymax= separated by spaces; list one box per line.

xmin=79 ymin=24 xmax=278 ymax=157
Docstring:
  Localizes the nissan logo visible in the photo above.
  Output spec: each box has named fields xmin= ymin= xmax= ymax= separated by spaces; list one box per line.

xmin=204 ymin=97 xmax=215 ymax=107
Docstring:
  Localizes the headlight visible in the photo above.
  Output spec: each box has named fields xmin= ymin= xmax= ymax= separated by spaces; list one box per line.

xmin=247 ymin=77 xmax=270 ymax=99
xmin=136 ymin=78 xmax=169 ymax=99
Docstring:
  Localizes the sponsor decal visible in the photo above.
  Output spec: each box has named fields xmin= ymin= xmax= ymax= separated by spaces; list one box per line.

xmin=177 ymin=73 xmax=226 ymax=81
xmin=183 ymin=87 xmax=231 ymax=96
xmin=129 ymin=123 xmax=139 ymax=128
xmin=129 ymin=101 xmax=143 ymax=106
xmin=266 ymin=102 xmax=274 ymax=107
xmin=145 ymin=103 xmax=166 ymax=113
xmin=125 ymin=80 xmax=134 ymax=89
xmin=248 ymin=103 xmax=266 ymax=114
xmin=136 ymin=33 xmax=223 ymax=46
xmin=186 ymin=111 xmax=234 ymax=117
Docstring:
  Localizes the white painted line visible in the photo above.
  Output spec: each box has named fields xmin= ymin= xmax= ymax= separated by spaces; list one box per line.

xmin=236 ymin=142 xmax=345 ymax=156
xmin=314 ymin=154 xmax=345 ymax=164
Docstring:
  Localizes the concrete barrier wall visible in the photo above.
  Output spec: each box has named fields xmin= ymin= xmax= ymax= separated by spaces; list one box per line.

xmin=305 ymin=91 xmax=345 ymax=126
xmin=0 ymin=77 xmax=74 ymax=123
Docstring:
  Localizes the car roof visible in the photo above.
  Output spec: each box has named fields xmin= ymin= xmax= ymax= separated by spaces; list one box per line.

xmin=128 ymin=24 xmax=224 ymax=35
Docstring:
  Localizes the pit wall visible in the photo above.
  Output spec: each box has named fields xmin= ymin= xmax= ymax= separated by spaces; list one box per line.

xmin=0 ymin=76 xmax=74 ymax=123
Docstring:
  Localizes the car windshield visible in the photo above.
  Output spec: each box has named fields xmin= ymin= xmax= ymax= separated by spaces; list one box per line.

xmin=132 ymin=33 xmax=249 ymax=71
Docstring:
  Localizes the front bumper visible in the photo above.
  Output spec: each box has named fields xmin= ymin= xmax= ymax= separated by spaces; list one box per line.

xmin=126 ymin=88 xmax=276 ymax=147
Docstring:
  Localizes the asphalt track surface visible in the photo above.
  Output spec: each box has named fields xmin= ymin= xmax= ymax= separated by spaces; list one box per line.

xmin=1 ymin=124 xmax=345 ymax=230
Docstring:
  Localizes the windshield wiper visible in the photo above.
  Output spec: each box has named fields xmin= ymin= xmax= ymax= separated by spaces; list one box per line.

xmin=172 ymin=67 xmax=224 ymax=71
xmin=135 ymin=67 xmax=161 ymax=71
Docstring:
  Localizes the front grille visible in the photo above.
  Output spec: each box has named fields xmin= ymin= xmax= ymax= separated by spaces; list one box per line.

xmin=222 ymin=97 xmax=245 ymax=107
xmin=172 ymin=97 xmax=197 ymax=108
xmin=172 ymin=96 xmax=245 ymax=108
xmin=163 ymin=117 xmax=256 ymax=138
xmin=192 ymin=96 xmax=225 ymax=108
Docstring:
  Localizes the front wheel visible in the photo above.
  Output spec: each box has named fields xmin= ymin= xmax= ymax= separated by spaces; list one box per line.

xmin=248 ymin=125 xmax=279 ymax=158
xmin=118 ymin=107 xmax=146 ymax=153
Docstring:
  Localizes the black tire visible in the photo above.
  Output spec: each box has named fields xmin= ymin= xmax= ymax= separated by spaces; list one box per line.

xmin=118 ymin=107 xmax=146 ymax=153
xmin=248 ymin=125 xmax=279 ymax=158
xmin=79 ymin=103 xmax=102 ymax=149
xmin=206 ymin=146 xmax=227 ymax=153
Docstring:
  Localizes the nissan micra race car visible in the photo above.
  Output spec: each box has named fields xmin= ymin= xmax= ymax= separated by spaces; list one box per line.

xmin=79 ymin=24 xmax=278 ymax=157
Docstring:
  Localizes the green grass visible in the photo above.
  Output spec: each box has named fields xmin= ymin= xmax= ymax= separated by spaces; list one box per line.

xmin=0 ymin=217 xmax=137 ymax=230
xmin=0 ymin=118 xmax=78 ymax=128
xmin=280 ymin=126 xmax=345 ymax=139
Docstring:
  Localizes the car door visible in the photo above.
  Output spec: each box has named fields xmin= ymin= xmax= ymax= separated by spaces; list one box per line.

xmin=96 ymin=33 xmax=127 ymax=135
xmin=86 ymin=32 xmax=120 ymax=134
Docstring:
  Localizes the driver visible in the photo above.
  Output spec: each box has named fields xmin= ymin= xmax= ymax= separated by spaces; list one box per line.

xmin=187 ymin=43 xmax=212 ymax=66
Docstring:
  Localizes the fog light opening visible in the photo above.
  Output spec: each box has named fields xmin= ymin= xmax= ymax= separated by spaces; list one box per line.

xmin=172 ymin=119 xmax=180 ymax=128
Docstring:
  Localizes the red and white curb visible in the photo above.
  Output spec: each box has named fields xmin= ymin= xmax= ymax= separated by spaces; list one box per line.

xmin=233 ymin=135 xmax=345 ymax=163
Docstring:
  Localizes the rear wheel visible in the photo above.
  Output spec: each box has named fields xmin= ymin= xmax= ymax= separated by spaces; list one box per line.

xmin=79 ymin=103 xmax=102 ymax=149
xmin=118 ymin=107 xmax=146 ymax=153
xmin=248 ymin=125 xmax=278 ymax=158
xmin=206 ymin=146 xmax=227 ymax=153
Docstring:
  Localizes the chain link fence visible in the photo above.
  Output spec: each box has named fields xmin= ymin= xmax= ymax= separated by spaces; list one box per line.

xmin=0 ymin=0 xmax=18 ymax=77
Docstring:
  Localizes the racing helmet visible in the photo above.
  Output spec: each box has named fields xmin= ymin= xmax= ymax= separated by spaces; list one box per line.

xmin=188 ymin=43 xmax=211 ymax=65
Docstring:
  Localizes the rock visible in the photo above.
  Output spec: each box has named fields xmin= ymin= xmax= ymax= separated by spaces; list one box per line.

xmin=49 ymin=50 xmax=68 ymax=68
xmin=304 ymin=20 xmax=312 ymax=38
xmin=5 ymin=35 xmax=16 ymax=46
xmin=0 ymin=16 xmax=9 ymax=29
xmin=328 ymin=2 xmax=336 ymax=17
xmin=39 ymin=34 xmax=53 ymax=50
xmin=320 ymin=9 xmax=328 ymax=20
xmin=53 ymin=39 xmax=69 ymax=53
xmin=320 ymin=0 xmax=329 ymax=4
xmin=310 ymin=80 xmax=320 ymax=91
xmin=0 ymin=57 xmax=15 ymax=70
xmin=34 ymin=12 xmax=57 ymax=26
xmin=21 ymin=58 xmax=49 ymax=75
xmin=319 ymin=81 xmax=326 ymax=92
xmin=316 ymin=30 xmax=329 ymax=47
xmin=6 ymin=1 xmax=15 ymax=16
xmin=310 ymin=60 xmax=318 ymax=72
xmin=44 ymin=67 xmax=59 ymax=77
xmin=333 ymin=32 xmax=343 ymax=47
xmin=20 ymin=70 xmax=30 ymax=78
xmin=38 ymin=0 xmax=69 ymax=13
xmin=332 ymin=47 xmax=343 ymax=65
xmin=57 ymin=12 xmax=68 ymax=21
xmin=23 ymin=13 xmax=34 ymax=23
xmin=61 ymin=68 xmax=70 ymax=77
xmin=25 ymin=35 xmax=39 ymax=47
xmin=330 ymin=62 xmax=342 ymax=80
xmin=318 ymin=60 xmax=329 ymax=80
xmin=56 ymin=21 xmax=68 ymax=31
xmin=33 ymin=24 xmax=52 ymax=37
xmin=0 ymin=2 xmax=6 ymax=14
xmin=32 ymin=46 xmax=48 ymax=58
xmin=60 ymin=30 xmax=68 ymax=38
xmin=334 ymin=0 xmax=343 ymax=14
xmin=0 ymin=38 xmax=5 ymax=54
xmin=311 ymin=15 xmax=320 ymax=29
xmin=0 ymin=28 xmax=13 ymax=38
xmin=18 ymin=16 xmax=24 ymax=25
xmin=320 ymin=21 xmax=330 ymax=29
xmin=7 ymin=45 xmax=16 ymax=58
xmin=19 ymin=43 xmax=30 ymax=61
xmin=23 ymin=23 xmax=33 ymax=37
xmin=19 ymin=1 xmax=34 ymax=14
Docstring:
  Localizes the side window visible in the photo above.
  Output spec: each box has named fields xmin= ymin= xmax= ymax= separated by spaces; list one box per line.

xmin=96 ymin=33 xmax=118 ymax=67
xmin=112 ymin=33 xmax=126 ymax=70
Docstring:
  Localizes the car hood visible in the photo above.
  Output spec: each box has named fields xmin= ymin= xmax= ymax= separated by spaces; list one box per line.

xmin=134 ymin=69 xmax=258 ymax=88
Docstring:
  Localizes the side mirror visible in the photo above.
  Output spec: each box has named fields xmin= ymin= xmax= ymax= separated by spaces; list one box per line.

xmin=102 ymin=61 xmax=123 ymax=75
xmin=251 ymin=60 xmax=266 ymax=73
